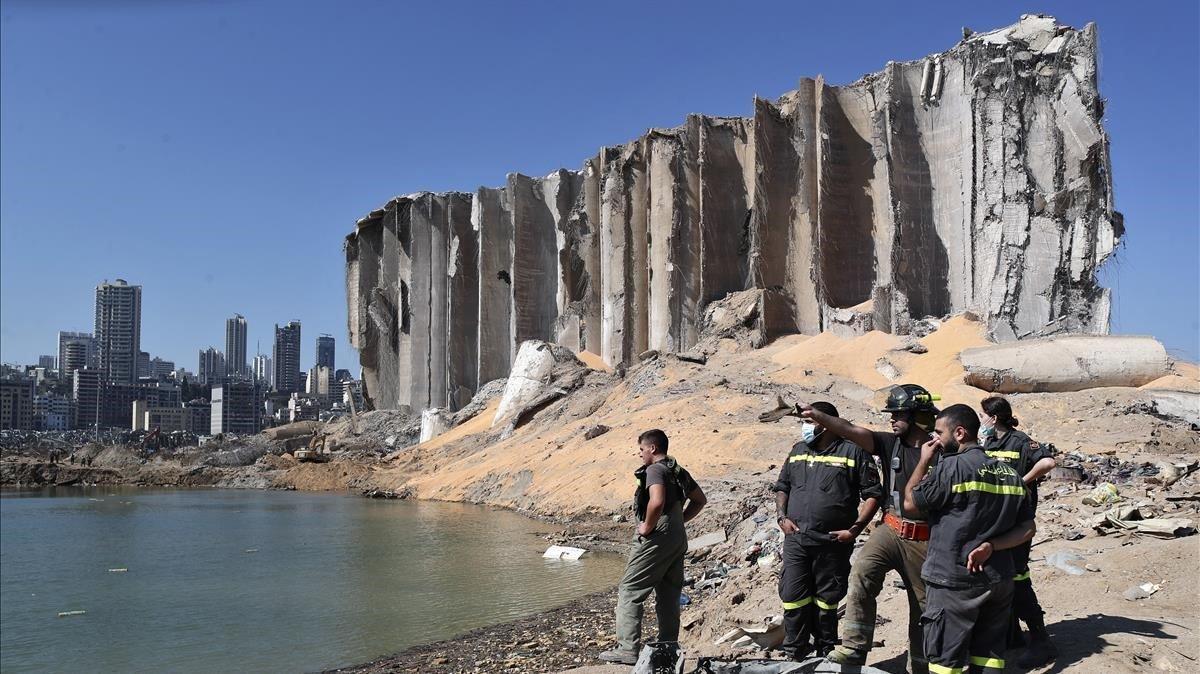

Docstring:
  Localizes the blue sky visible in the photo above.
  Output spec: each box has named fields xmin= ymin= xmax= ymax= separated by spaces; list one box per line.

xmin=2 ymin=1 xmax=1197 ymax=372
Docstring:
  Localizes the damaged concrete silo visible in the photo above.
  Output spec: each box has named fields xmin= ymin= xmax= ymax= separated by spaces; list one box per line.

xmin=345 ymin=15 xmax=1122 ymax=412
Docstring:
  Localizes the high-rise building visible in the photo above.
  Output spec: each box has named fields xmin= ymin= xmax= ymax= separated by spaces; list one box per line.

xmin=94 ymin=280 xmax=142 ymax=383
xmin=72 ymin=368 xmax=103 ymax=429
xmin=58 ymin=331 xmax=97 ymax=375
xmin=211 ymin=380 xmax=261 ymax=435
xmin=316 ymin=335 xmax=335 ymax=369
xmin=38 ymin=355 xmax=57 ymax=370
xmin=225 ymin=314 xmax=248 ymax=377
xmin=0 ymin=378 xmax=35 ymax=430
xmin=198 ymin=347 xmax=226 ymax=386
xmin=252 ymin=354 xmax=273 ymax=387
xmin=273 ymin=321 xmax=301 ymax=394
xmin=306 ymin=365 xmax=332 ymax=398
xmin=150 ymin=357 xmax=176 ymax=380
xmin=136 ymin=351 xmax=152 ymax=379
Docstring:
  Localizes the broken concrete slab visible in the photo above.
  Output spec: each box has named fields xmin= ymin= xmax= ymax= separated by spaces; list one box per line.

xmin=961 ymin=335 xmax=1171 ymax=393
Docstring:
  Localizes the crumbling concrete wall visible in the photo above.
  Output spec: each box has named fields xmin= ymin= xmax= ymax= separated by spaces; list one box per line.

xmin=346 ymin=15 xmax=1122 ymax=411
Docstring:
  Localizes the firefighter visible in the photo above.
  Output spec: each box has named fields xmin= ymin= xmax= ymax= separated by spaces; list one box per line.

xmin=980 ymin=396 xmax=1058 ymax=667
xmin=903 ymin=404 xmax=1036 ymax=674
xmin=600 ymin=429 xmax=707 ymax=665
xmin=801 ymin=384 xmax=940 ymax=673
xmin=774 ymin=402 xmax=882 ymax=659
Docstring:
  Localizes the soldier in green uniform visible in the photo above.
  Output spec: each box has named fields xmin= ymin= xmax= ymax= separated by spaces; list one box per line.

xmin=600 ymin=429 xmax=707 ymax=664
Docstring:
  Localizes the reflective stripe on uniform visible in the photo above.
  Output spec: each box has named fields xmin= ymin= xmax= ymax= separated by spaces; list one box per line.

xmin=781 ymin=596 xmax=813 ymax=610
xmin=951 ymin=481 xmax=1025 ymax=496
xmin=814 ymin=598 xmax=838 ymax=610
xmin=788 ymin=454 xmax=856 ymax=468
xmin=1014 ymin=571 xmax=1031 ymax=581
xmin=986 ymin=450 xmax=1021 ymax=460
xmin=928 ymin=664 xmax=964 ymax=674
xmin=969 ymin=655 xmax=1005 ymax=669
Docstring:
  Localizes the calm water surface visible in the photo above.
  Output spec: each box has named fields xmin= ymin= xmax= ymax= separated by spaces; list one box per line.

xmin=0 ymin=488 xmax=625 ymax=673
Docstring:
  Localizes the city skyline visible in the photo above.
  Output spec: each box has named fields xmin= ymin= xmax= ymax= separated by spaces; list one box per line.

xmin=1 ymin=2 xmax=1196 ymax=365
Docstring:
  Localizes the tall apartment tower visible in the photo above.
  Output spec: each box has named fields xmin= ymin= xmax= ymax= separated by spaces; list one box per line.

xmin=94 ymin=280 xmax=142 ymax=383
xmin=225 ymin=314 xmax=248 ymax=377
xmin=252 ymin=354 xmax=274 ymax=387
xmin=58 ymin=331 xmax=97 ymax=375
xmin=316 ymin=334 xmax=335 ymax=370
xmin=198 ymin=347 xmax=226 ymax=386
xmin=273 ymin=321 xmax=301 ymax=394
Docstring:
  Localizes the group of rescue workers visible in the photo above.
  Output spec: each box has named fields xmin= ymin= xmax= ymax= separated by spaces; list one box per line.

xmin=600 ymin=384 xmax=1059 ymax=674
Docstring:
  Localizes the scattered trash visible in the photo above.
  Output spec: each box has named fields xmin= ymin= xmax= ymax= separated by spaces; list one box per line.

xmin=108 ymin=568 xmax=128 ymax=573
xmin=1123 ymin=582 xmax=1161 ymax=601
xmin=713 ymin=615 xmax=785 ymax=650
xmin=244 ymin=548 xmax=259 ymax=553
xmin=1091 ymin=506 xmax=1197 ymax=538
xmin=1049 ymin=466 xmax=1085 ymax=482
xmin=679 ymin=593 xmax=691 ymax=606
xmin=689 ymin=530 xmax=727 ymax=552
xmin=1063 ymin=530 xmax=1086 ymax=541
xmin=542 ymin=545 xmax=586 ymax=560
xmin=1082 ymin=482 xmax=1122 ymax=506
xmin=612 ymin=513 xmax=627 ymax=523
xmin=1045 ymin=551 xmax=1087 ymax=575
xmin=756 ymin=552 xmax=779 ymax=568
xmin=57 ymin=610 xmax=86 ymax=617
xmin=632 ymin=641 xmax=680 ymax=674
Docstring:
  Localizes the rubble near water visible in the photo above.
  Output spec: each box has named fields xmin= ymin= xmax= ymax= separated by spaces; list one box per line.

xmin=346 ymin=14 xmax=1123 ymax=412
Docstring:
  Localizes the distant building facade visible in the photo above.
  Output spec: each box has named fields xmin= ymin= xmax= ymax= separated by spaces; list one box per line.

xmin=150 ymin=357 xmax=176 ymax=380
xmin=198 ymin=347 xmax=225 ymax=386
xmin=58 ymin=331 xmax=97 ymax=375
xmin=94 ymin=279 xmax=142 ymax=383
xmin=273 ymin=321 xmax=301 ymax=394
xmin=38 ymin=355 xmax=57 ymax=370
xmin=33 ymin=394 xmax=72 ymax=431
xmin=72 ymin=368 xmax=103 ymax=429
xmin=225 ymin=314 xmax=248 ymax=377
xmin=211 ymin=380 xmax=261 ymax=435
xmin=0 ymin=379 xmax=35 ymax=430
xmin=252 ymin=354 xmax=273 ymax=387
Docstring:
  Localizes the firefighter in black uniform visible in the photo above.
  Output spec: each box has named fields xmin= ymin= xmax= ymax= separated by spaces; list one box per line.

xmin=774 ymin=402 xmax=883 ymax=659
xmin=980 ymin=396 xmax=1057 ymax=667
xmin=903 ymin=404 xmax=1036 ymax=674
xmin=795 ymin=383 xmax=941 ymax=673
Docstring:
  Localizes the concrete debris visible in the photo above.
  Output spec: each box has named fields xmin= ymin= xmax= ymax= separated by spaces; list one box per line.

xmin=688 ymin=530 xmax=728 ymax=552
xmin=493 ymin=341 xmax=584 ymax=427
xmin=962 ymin=336 xmax=1171 ymax=393
xmin=346 ymin=15 xmax=1122 ymax=411
xmin=1091 ymin=506 xmax=1197 ymax=539
xmin=582 ymin=424 xmax=611 ymax=441
xmin=1123 ymin=582 xmax=1162 ymax=601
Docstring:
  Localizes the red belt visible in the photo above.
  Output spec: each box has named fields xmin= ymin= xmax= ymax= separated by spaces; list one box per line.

xmin=884 ymin=512 xmax=930 ymax=541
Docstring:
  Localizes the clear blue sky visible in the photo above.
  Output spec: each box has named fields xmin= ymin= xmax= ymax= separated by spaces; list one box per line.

xmin=2 ymin=1 xmax=1197 ymax=371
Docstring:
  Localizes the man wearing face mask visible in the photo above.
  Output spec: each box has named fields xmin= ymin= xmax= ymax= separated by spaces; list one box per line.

xmin=903 ymin=404 xmax=1036 ymax=674
xmin=794 ymin=384 xmax=939 ymax=673
xmin=980 ymin=396 xmax=1057 ymax=667
xmin=774 ymin=402 xmax=882 ymax=660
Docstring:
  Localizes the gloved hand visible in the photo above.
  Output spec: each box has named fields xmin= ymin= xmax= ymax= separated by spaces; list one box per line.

xmin=758 ymin=395 xmax=800 ymax=423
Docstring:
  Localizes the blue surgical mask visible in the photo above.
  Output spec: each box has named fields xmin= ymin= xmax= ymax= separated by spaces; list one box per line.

xmin=801 ymin=422 xmax=822 ymax=445
xmin=980 ymin=425 xmax=995 ymax=439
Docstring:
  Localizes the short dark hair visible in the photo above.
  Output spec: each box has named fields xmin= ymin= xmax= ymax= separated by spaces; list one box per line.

xmin=638 ymin=429 xmax=669 ymax=454
xmin=811 ymin=401 xmax=839 ymax=417
xmin=981 ymin=396 xmax=1019 ymax=427
xmin=937 ymin=404 xmax=980 ymax=440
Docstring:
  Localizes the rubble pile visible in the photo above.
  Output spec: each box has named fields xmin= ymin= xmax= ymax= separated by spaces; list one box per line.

xmin=347 ymin=14 xmax=1121 ymax=412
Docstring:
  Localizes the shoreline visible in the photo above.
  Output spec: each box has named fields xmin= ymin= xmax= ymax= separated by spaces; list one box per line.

xmin=323 ymin=588 xmax=642 ymax=674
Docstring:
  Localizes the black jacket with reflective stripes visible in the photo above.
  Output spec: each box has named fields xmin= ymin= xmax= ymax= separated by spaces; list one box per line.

xmin=773 ymin=437 xmax=883 ymax=545
xmin=912 ymin=445 xmax=1035 ymax=588
xmin=983 ymin=429 xmax=1053 ymax=505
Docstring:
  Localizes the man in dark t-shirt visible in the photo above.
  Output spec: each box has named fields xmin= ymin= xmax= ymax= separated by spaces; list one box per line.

xmin=600 ymin=429 xmax=706 ymax=665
